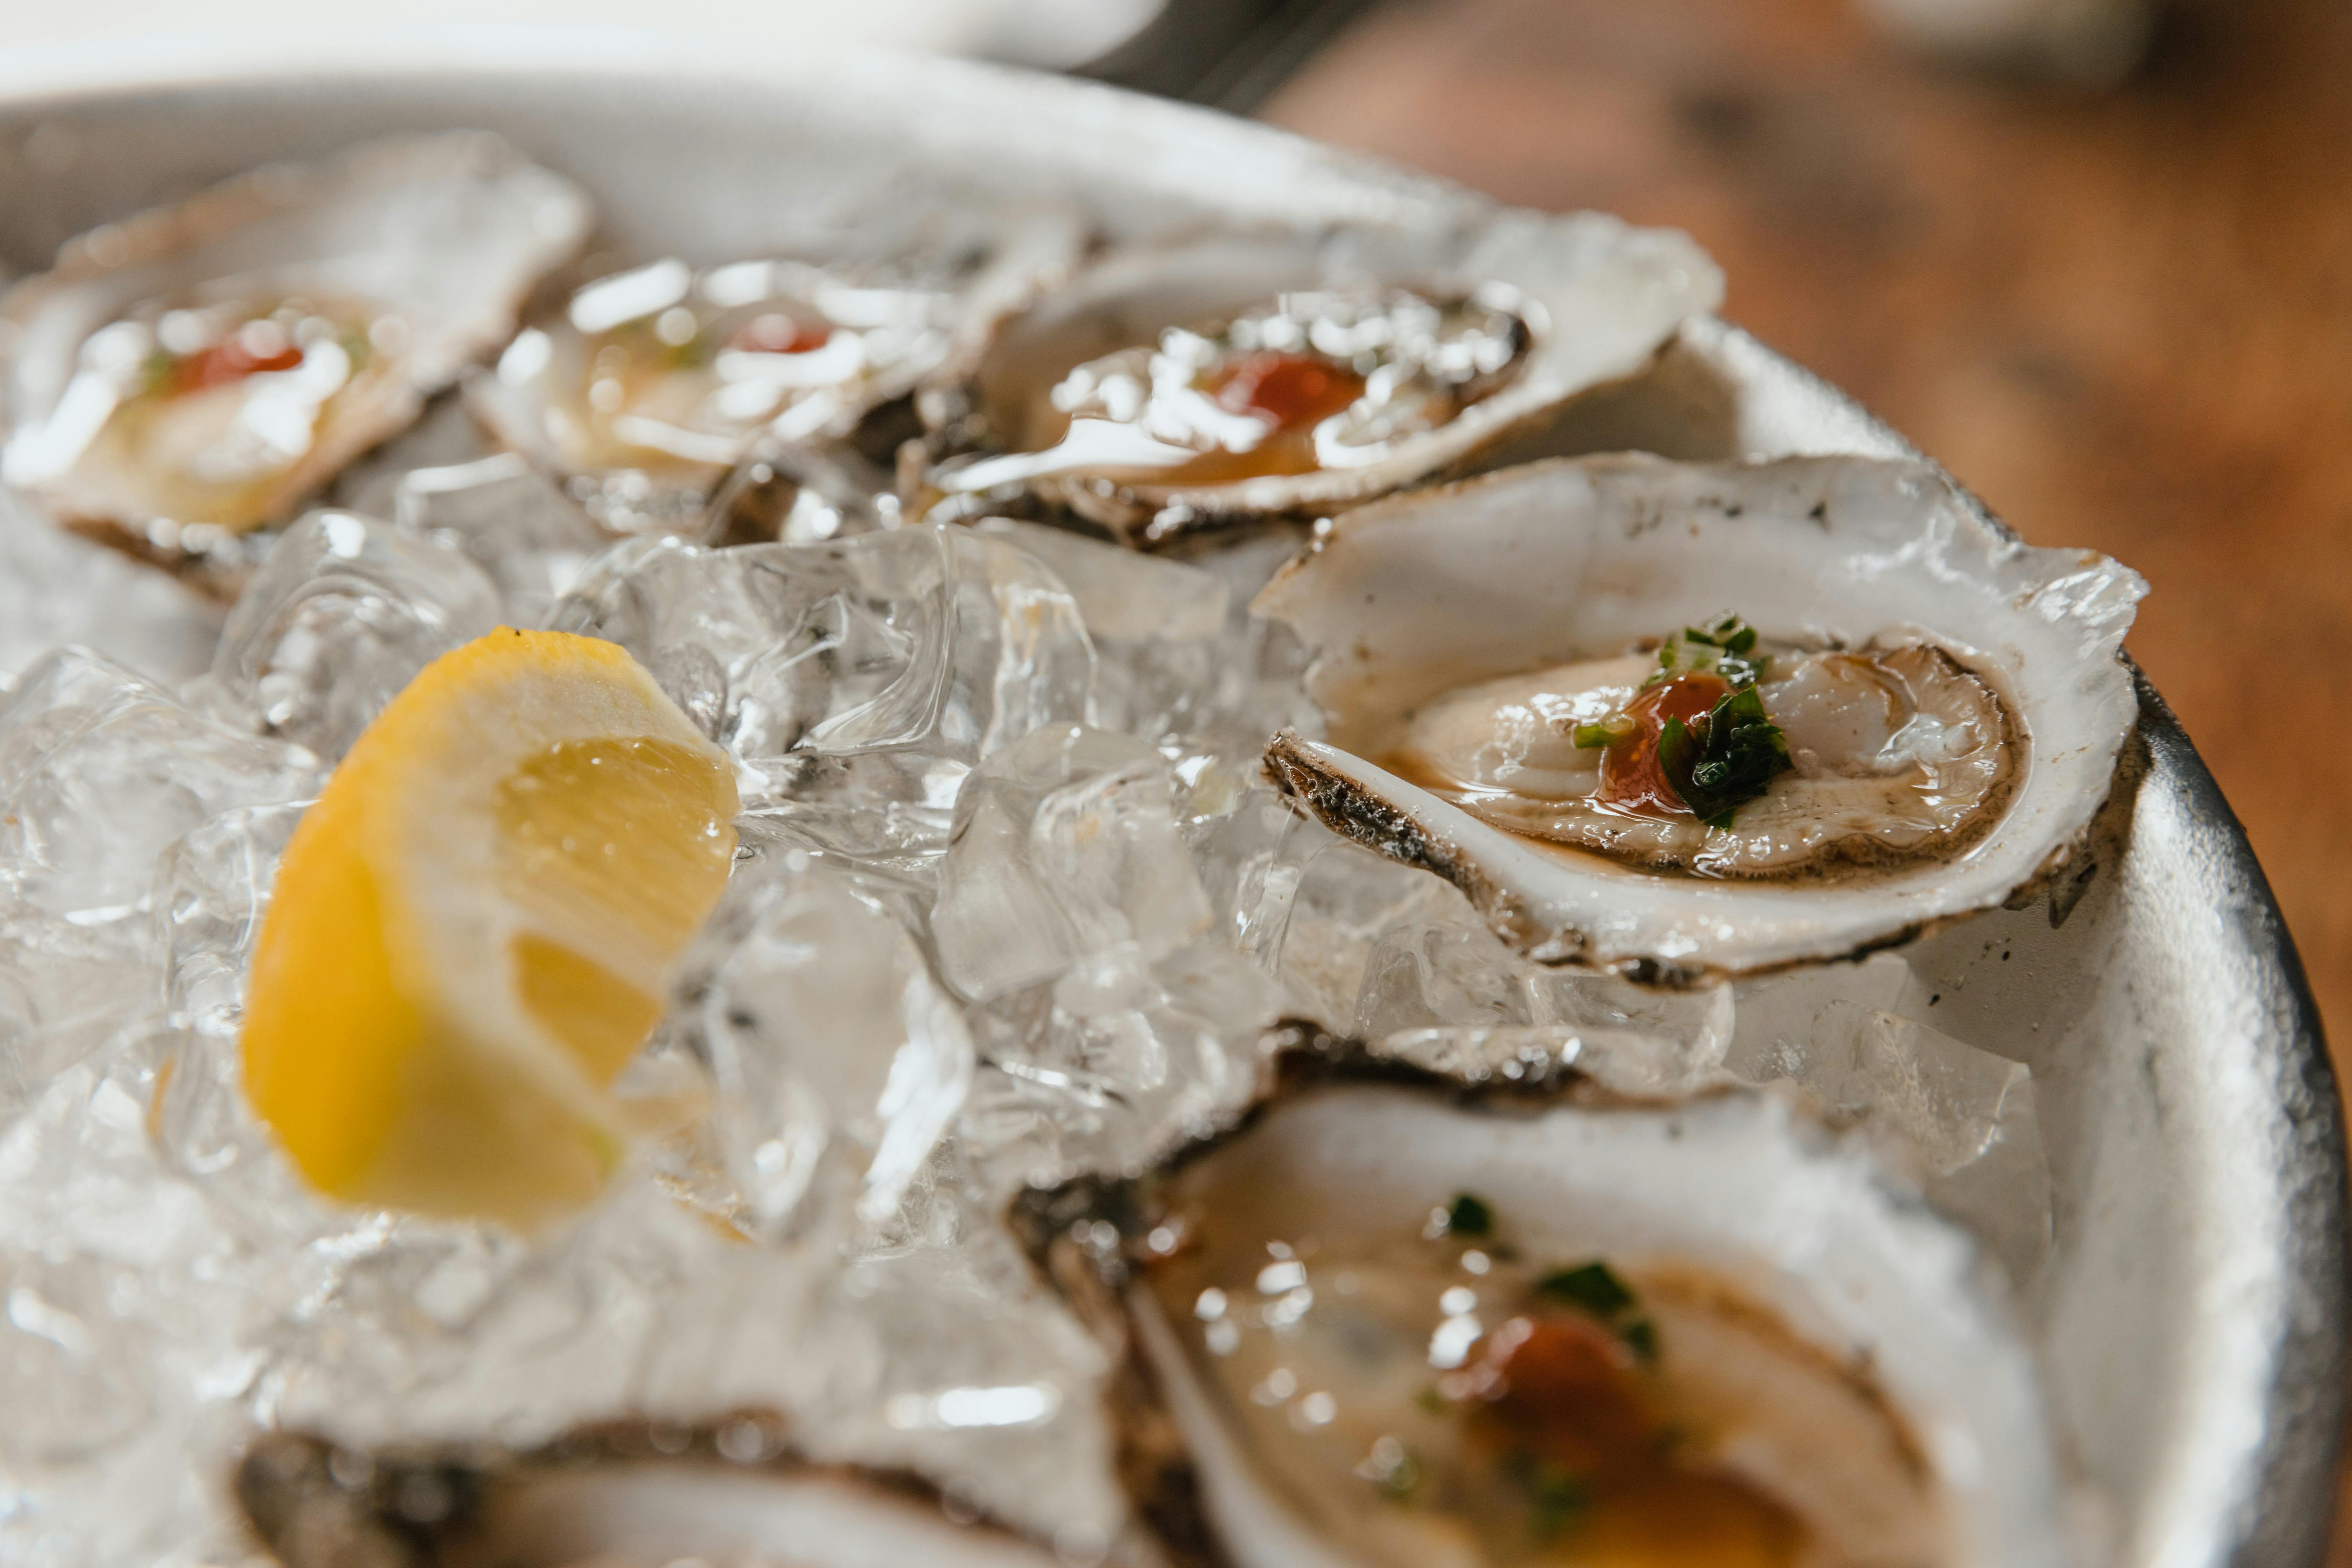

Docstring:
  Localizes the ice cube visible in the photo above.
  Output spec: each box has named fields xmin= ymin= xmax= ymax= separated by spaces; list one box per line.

xmin=0 ymin=937 xmax=157 ymax=1126
xmin=799 ymin=1219 xmax=1127 ymax=1551
xmin=157 ymin=803 xmax=307 ymax=1043
xmin=256 ymin=1179 xmax=720 ymax=1453
xmin=254 ymin=1176 xmax=1130 ymax=1554
xmin=1174 ymin=759 xmax=1318 ymax=971
xmin=327 ymin=390 xmax=497 ymax=523
xmin=974 ymin=517 xmax=1228 ymax=740
xmin=962 ymin=939 xmax=1280 ymax=1193
xmin=1192 ymin=527 xmax=1326 ymax=748
xmin=1357 ymin=914 xmax=1535 ymax=1045
xmin=0 ymin=1030 xmax=267 ymax=1568
xmin=663 ymin=839 xmax=975 ymax=1236
xmin=934 ymin=726 xmax=1212 ymax=1002
xmin=0 ymin=1219 xmax=252 ymax=1568
xmin=1354 ymin=895 xmax=1733 ymax=1095
xmin=0 ymin=649 xmax=317 ymax=964
xmin=395 ymin=453 xmax=607 ymax=627
xmin=1727 ymin=952 xmax=1915 ymax=1063
xmin=146 ymin=806 xmax=362 ymax=1246
xmin=1523 ymin=968 xmax=1735 ymax=1096
xmin=1727 ymin=993 xmax=2051 ymax=1277
xmin=0 ymin=1252 xmax=156 ymax=1466
xmin=0 ymin=493 xmax=221 ymax=687
xmin=971 ymin=520 xmax=1224 ymax=644
xmin=1260 ymin=830 xmax=1445 ymax=1026
xmin=211 ymin=511 xmax=502 ymax=761
xmin=705 ymin=437 xmax=899 ymax=547
xmin=938 ymin=727 xmax=1280 ymax=1188
xmin=552 ymin=527 xmax=1093 ymax=823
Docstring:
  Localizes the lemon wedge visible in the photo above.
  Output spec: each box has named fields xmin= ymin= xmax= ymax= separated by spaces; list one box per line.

xmin=241 ymin=627 xmax=738 ymax=1230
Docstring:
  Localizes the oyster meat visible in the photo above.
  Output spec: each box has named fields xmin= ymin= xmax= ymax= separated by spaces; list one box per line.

xmin=0 ymin=133 xmax=591 ymax=574
xmin=922 ymin=217 xmax=1720 ymax=549
xmin=1392 ymin=622 xmax=2019 ymax=876
xmin=471 ymin=210 xmax=1084 ymax=533
xmin=1097 ymin=1079 xmax=2067 ymax=1568
xmin=1254 ymin=454 xmax=2145 ymax=979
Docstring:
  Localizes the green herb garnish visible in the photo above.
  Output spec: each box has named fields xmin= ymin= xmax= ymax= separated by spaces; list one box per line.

xmin=1536 ymin=1261 xmax=1637 ymax=1317
xmin=1444 ymin=1193 xmax=1494 ymax=1237
xmin=1369 ymin=1445 xmax=1424 ymax=1501
xmin=1650 ymin=612 xmax=1766 ymax=689
xmin=1570 ymin=714 xmax=1636 ymax=750
xmin=1571 ymin=613 xmax=1771 ymax=754
xmin=1537 ymin=1260 xmax=1660 ymax=1361
xmin=1505 ymin=1453 xmax=1593 ymax=1542
xmin=1656 ymin=683 xmax=1792 ymax=828
xmin=138 ymin=349 xmax=178 ymax=398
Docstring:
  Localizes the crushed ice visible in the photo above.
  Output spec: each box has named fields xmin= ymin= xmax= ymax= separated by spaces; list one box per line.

xmin=0 ymin=435 xmax=2052 ymax=1564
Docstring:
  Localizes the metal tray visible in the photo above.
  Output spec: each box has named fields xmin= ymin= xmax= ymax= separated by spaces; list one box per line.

xmin=0 ymin=30 xmax=2337 ymax=1566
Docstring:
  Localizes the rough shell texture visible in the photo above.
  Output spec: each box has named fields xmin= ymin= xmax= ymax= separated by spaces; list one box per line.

xmin=468 ymin=205 xmax=1087 ymax=534
xmin=1254 ymin=454 xmax=2146 ymax=981
xmin=1118 ymin=1080 xmax=2071 ymax=1568
xmin=930 ymin=216 xmax=1722 ymax=549
xmin=237 ymin=1426 xmax=1064 ymax=1568
xmin=0 ymin=131 xmax=590 ymax=556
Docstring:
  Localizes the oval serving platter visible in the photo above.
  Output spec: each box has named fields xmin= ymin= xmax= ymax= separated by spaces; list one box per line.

xmin=0 ymin=29 xmax=2337 ymax=1568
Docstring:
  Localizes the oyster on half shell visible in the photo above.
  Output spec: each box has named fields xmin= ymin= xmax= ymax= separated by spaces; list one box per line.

xmin=238 ymin=1426 xmax=1071 ymax=1568
xmin=1064 ymin=1076 xmax=2070 ymax=1568
xmin=470 ymin=209 xmax=1085 ymax=534
xmin=1253 ymin=455 xmax=2145 ymax=980
xmin=0 ymin=133 xmax=591 ymax=577
xmin=919 ymin=216 xmax=1720 ymax=550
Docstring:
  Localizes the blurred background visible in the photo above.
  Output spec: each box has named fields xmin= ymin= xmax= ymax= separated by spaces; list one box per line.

xmin=13 ymin=0 xmax=2349 ymax=1538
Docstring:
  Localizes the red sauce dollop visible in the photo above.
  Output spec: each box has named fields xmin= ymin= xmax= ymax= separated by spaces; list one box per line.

xmin=173 ymin=333 xmax=306 ymax=394
xmin=1210 ymin=351 xmax=1367 ymax=431
xmin=728 ymin=314 xmax=835 ymax=356
xmin=1470 ymin=1314 xmax=1655 ymax=1475
xmin=1597 ymin=671 xmax=1730 ymax=818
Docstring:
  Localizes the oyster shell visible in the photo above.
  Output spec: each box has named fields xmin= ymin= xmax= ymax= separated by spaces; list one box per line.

xmin=238 ymin=1426 xmax=1066 ymax=1568
xmin=919 ymin=216 xmax=1720 ymax=550
xmin=470 ymin=208 xmax=1085 ymax=534
xmin=0 ymin=133 xmax=591 ymax=579
xmin=1077 ymin=1075 xmax=2069 ymax=1568
xmin=1253 ymin=454 xmax=2146 ymax=980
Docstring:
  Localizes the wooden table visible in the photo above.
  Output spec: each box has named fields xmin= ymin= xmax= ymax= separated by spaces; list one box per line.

xmin=1263 ymin=0 xmax=2352 ymax=1551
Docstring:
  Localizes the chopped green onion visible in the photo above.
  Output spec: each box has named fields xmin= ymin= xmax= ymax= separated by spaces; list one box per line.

xmin=1523 ymin=1459 xmax=1593 ymax=1541
xmin=1444 ymin=1192 xmax=1495 ymax=1237
xmin=1644 ymin=613 xmax=1768 ymax=691
xmin=1658 ymin=683 xmax=1790 ymax=828
xmin=1537 ymin=1261 xmax=1662 ymax=1360
xmin=1536 ymin=1260 xmax=1638 ymax=1318
xmin=1571 ymin=713 xmax=1635 ymax=750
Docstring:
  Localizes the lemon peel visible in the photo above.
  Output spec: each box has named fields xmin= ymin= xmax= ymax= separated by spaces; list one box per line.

xmin=241 ymin=627 xmax=737 ymax=1230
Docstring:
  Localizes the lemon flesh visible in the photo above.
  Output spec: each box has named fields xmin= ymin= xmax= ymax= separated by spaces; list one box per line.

xmin=241 ymin=628 xmax=738 ymax=1230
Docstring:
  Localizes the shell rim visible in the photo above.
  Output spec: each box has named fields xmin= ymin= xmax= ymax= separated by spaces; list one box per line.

xmin=1251 ymin=452 xmax=2147 ymax=982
